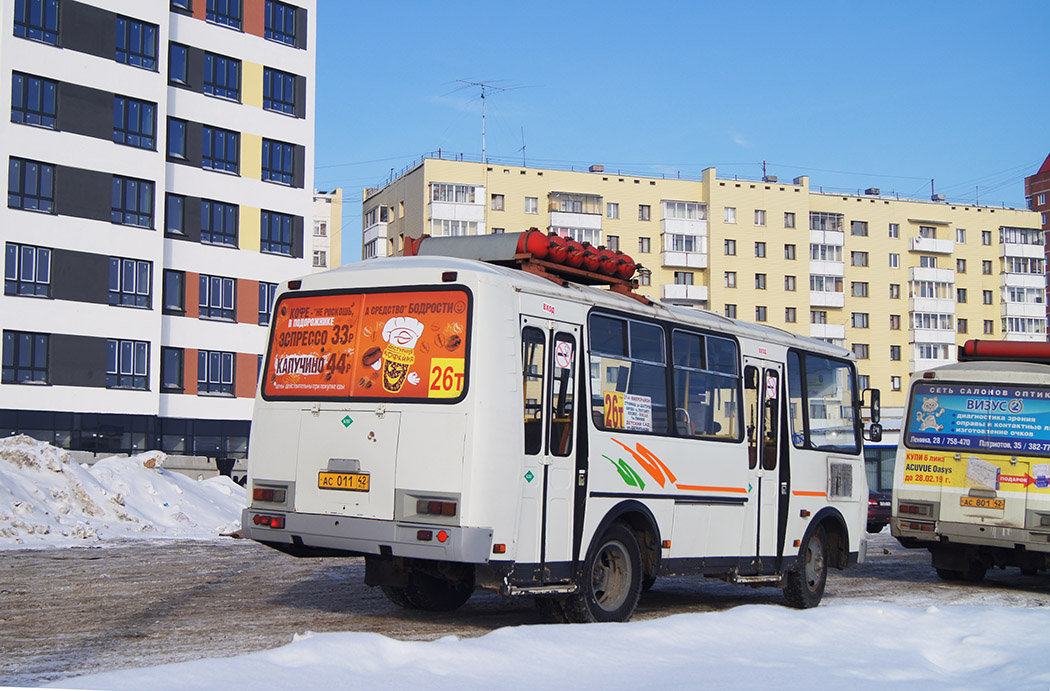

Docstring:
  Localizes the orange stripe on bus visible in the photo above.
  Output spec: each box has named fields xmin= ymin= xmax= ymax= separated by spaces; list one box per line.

xmin=675 ymin=484 xmax=748 ymax=494
xmin=792 ymin=490 xmax=827 ymax=497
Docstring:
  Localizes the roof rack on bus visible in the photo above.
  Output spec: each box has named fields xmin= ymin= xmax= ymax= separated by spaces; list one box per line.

xmin=958 ymin=339 xmax=1050 ymax=365
xmin=403 ymin=229 xmax=650 ymax=304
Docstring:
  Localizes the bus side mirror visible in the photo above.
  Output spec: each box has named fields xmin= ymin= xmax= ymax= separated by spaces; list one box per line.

xmin=865 ymin=422 xmax=883 ymax=443
xmin=863 ymin=388 xmax=881 ymax=424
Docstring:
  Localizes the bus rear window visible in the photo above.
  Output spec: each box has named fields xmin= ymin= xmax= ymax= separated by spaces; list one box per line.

xmin=263 ymin=287 xmax=470 ymax=401
xmin=905 ymin=381 xmax=1050 ymax=456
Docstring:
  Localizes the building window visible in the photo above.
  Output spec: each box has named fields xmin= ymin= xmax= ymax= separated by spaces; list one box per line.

xmin=956 ymin=288 xmax=966 ymax=303
xmin=115 ymin=16 xmax=158 ymax=70
xmin=111 ymin=176 xmax=154 ymax=227
xmin=113 ymin=96 xmax=156 ymax=150
xmin=172 ymin=0 xmax=192 ymax=11
xmin=525 ymin=197 xmax=538 ymax=214
xmin=5 ymin=243 xmax=50 ymax=297
xmin=785 ymin=307 xmax=796 ymax=323
xmin=858 ymin=375 xmax=869 ymax=390
xmin=891 ymin=376 xmax=901 ymax=392
xmin=262 ymin=139 xmax=294 ymax=184
xmin=638 ymin=269 xmax=650 ymax=286
xmin=606 ymin=235 xmax=619 ymax=251
xmin=956 ymin=258 xmax=966 ymax=273
xmin=784 ymin=244 xmax=796 ymax=260
xmin=674 ymin=271 xmax=693 ymax=285
xmin=785 ymin=275 xmax=796 ymax=291
xmin=169 ymin=43 xmax=189 ymax=85
xmin=851 ymin=282 xmax=868 ymax=297
xmin=261 ymin=210 xmax=293 ymax=255
xmin=492 ymin=227 xmax=505 ymax=234
xmin=983 ymin=290 xmax=993 ymax=305
xmin=106 ymin=339 xmax=148 ymax=389
xmin=258 ymin=282 xmax=277 ymax=325
xmin=890 ymin=345 xmax=901 ymax=361
xmin=264 ymin=0 xmax=297 ymax=45
xmin=724 ymin=239 xmax=736 ymax=255
xmin=983 ymin=320 xmax=994 ymax=335
xmin=201 ymin=199 xmax=238 ymax=246
xmin=165 ymin=194 xmax=185 ymax=235
xmin=8 ymin=158 xmax=54 ymax=213
xmin=888 ymin=223 xmax=899 ymax=238
xmin=167 ymin=118 xmax=187 ymax=159
xmin=638 ymin=204 xmax=650 ymax=221
xmin=11 ymin=73 xmax=56 ymax=129
xmin=850 ymin=220 xmax=868 ymax=236
xmin=638 ymin=237 xmax=650 ymax=253
xmin=198 ymin=350 xmax=235 ymax=395
xmin=919 ymin=255 xmax=937 ymax=268
xmin=1040 ymin=193 xmax=1048 ymax=206
xmin=204 ymin=52 xmax=241 ymax=100
xmin=755 ymin=273 xmax=766 ymax=290
xmin=724 ymin=304 xmax=737 ymax=319
xmin=724 ymin=207 xmax=736 ymax=223
xmin=755 ymin=306 xmax=767 ymax=322
xmin=811 ymin=310 xmax=827 ymax=325
xmin=754 ymin=242 xmax=766 ymax=258
xmin=890 ymin=315 xmax=901 ymax=330
xmin=852 ymin=343 xmax=869 ymax=359
xmin=206 ymin=0 xmax=242 ymax=29
xmin=263 ymin=67 xmax=295 ymax=114
xmin=203 ymin=126 xmax=239 ymax=173
xmin=724 ymin=271 xmax=736 ymax=288
xmin=313 ymin=221 xmax=326 ymax=237
xmin=313 ymin=250 xmax=327 ymax=268
xmin=754 ymin=209 xmax=766 ymax=226
xmin=982 ymin=230 xmax=992 ymax=245
xmin=163 ymin=270 xmax=185 ymax=313
xmin=14 ymin=0 xmax=58 ymax=45
xmin=851 ymin=312 xmax=869 ymax=329
xmin=890 ymin=283 xmax=900 ymax=299
xmin=889 ymin=253 xmax=899 ymax=269
xmin=606 ymin=202 xmax=618 ymax=219
xmin=957 ymin=318 xmax=968 ymax=334
xmin=199 ymin=274 xmax=235 ymax=320
xmin=108 ymin=257 xmax=151 ymax=308
xmin=982 ymin=260 xmax=992 ymax=275
xmin=2 ymin=330 xmax=48 ymax=384
xmin=956 ymin=228 xmax=966 ymax=243
xmin=784 ymin=212 xmax=795 ymax=228
xmin=850 ymin=251 xmax=868 ymax=267
xmin=919 ymin=225 xmax=936 ymax=239
xmin=491 ymin=194 xmax=504 ymax=211
xmin=161 ymin=347 xmax=183 ymax=392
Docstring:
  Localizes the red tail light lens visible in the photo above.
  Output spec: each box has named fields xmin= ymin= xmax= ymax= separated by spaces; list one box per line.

xmin=251 ymin=513 xmax=285 ymax=529
xmin=416 ymin=499 xmax=457 ymax=517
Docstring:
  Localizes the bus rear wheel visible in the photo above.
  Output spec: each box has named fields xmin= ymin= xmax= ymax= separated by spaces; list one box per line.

xmin=783 ymin=524 xmax=827 ymax=609
xmin=380 ymin=565 xmax=474 ymax=612
xmin=564 ymin=522 xmax=642 ymax=623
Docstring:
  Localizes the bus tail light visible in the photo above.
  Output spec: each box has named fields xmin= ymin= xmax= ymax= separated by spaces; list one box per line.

xmin=417 ymin=499 xmax=457 ymax=517
xmin=251 ymin=513 xmax=285 ymax=529
xmin=253 ymin=487 xmax=287 ymax=503
xmin=899 ymin=502 xmax=931 ymax=516
xmin=493 ymin=544 xmax=506 ymax=554
xmin=904 ymin=521 xmax=934 ymax=532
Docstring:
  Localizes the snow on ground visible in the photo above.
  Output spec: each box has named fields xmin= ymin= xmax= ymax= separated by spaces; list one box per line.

xmin=48 ymin=604 xmax=1050 ymax=690
xmin=0 ymin=435 xmax=244 ymax=548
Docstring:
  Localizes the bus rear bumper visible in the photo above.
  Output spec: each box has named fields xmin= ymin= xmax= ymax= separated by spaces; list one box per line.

xmin=242 ymin=508 xmax=494 ymax=563
xmin=892 ymin=517 xmax=1050 ymax=554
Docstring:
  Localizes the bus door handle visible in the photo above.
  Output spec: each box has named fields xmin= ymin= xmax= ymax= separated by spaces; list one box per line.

xmin=780 ymin=482 xmax=788 ymax=496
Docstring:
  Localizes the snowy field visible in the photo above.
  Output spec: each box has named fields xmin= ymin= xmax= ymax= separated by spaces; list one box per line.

xmin=3 ymin=436 xmax=1050 ymax=690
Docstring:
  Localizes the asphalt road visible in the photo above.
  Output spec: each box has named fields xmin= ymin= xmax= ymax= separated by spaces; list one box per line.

xmin=2 ymin=531 xmax=1048 ymax=687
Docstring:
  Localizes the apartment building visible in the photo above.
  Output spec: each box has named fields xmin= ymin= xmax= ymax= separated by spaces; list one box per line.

xmin=311 ymin=187 xmax=341 ymax=272
xmin=1 ymin=0 xmax=315 ymax=459
xmin=361 ymin=155 xmax=1044 ymax=478
xmin=1024 ymin=152 xmax=1050 ymax=324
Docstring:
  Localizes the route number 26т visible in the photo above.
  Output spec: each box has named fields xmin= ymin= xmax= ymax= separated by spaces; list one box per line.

xmin=428 ymin=358 xmax=465 ymax=398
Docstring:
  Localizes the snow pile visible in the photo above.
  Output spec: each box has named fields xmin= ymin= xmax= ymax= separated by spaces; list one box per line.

xmin=0 ymin=435 xmax=245 ymax=549
xmin=51 ymin=604 xmax=1050 ymax=690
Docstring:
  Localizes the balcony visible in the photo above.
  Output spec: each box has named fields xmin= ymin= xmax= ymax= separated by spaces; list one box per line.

xmin=363 ymin=222 xmax=387 ymax=245
xmin=908 ymin=329 xmax=956 ymax=345
xmin=810 ymin=230 xmax=844 ymax=246
xmin=911 ymin=355 xmax=954 ymax=373
xmin=1000 ymin=243 xmax=1045 ymax=259
xmin=810 ymin=260 xmax=844 ymax=277
xmin=661 ymin=217 xmax=707 ymax=237
xmin=1001 ymin=273 xmax=1045 ymax=290
xmin=1005 ymin=330 xmax=1048 ymax=342
xmin=908 ymin=236 xmax=954 ymax=254
xmin=810 ymin=291 xmax=845 ymax=308
xmin=429 ymin=187 xmax=485 ymax=224
xmin=661 ymin=284 xmax=708 ymax=303
xmin=549 ymin=210 xmax=602 ymax=230
xmin=810 ymin=323 xmax=845 ymax=340
xmin=908 ymin=297 xmax=955 ymax=314
xmin=1002 ymin=301 xmax=1047 ymax=318
xmin=660 ymin=251 xmax=708 ymax=269
xmin=908 ymin=267 xmax=955 ymax=284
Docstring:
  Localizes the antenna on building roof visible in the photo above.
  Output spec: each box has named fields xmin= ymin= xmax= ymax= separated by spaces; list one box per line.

xmin=519 ymin=127 xmax=526 ymax=167
xmin=455 ymin=79 xmax=507 ymax=164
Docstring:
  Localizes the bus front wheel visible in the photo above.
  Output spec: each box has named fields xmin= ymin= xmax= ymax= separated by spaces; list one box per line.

xmin=783 ymin=524 xmax=827 ymax=609
xmin=564 ymin=522 xmax=642 ymax=623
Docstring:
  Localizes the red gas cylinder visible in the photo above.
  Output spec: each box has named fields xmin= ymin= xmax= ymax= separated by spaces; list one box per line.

xmin=516 ymin=228 xmax=549 ymax=259
xmin=581 ymin=243 xmax=601 ymax=272
xmin=598 ymin=248 xmax=619 ymax=276
xmin=615 ymin=253 xmax=637 ymax=280
xmin=546 ymin=234 xmax=568 ymax=264
xmin=564 ymin=239 xmax=585 ymax=268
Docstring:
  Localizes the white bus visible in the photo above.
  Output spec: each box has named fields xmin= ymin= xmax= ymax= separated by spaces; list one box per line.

xmin=243 ymin=235 xmax=879 ymax=622
xmin=892 ymin=340 xmax=1050 ymax=580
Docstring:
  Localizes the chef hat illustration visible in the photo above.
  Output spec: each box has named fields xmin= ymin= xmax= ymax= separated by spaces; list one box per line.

xmin=382 ymin=316 xmax=425 ymax=349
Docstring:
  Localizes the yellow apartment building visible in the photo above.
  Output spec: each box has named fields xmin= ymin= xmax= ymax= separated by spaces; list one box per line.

xmin=361 ymin=155 xmax=1044 ymax=480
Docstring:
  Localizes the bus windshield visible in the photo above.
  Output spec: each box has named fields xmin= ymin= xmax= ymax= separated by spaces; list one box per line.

xmin=263 ymin=287 xmax=470 ymax=402
xmin=904 ymin=381 xmax=1050 ymax=456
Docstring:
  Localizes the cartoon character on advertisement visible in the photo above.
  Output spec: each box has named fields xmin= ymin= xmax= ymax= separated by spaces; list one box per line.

xmin=916 ymin=396 xmax=945 ymax=432
xmin=363 ymin=317 xmax=425 ymax=392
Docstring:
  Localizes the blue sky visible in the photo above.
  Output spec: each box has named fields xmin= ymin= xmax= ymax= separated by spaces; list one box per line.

xmin=313 ymin=1 xmax=1050 ymax=262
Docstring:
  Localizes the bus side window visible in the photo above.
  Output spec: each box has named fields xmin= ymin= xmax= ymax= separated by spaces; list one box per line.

xmin=762 ymin=369 xmax=780 ymax=470
xmin=549 ymin=333 xmax=576 ymax=456
xmin=745 ymin=365 xmax=759 ymax=469
xmin=522 ymin=327 xmax=546 ymax=455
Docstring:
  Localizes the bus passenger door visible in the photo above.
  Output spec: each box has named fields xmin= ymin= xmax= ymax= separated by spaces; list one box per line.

xmin=743 ymin=358 xmax=783 ymax=569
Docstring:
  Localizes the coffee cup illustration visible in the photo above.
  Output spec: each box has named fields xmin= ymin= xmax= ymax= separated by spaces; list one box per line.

xmin=381 ymin=316 xmax=424 ymax=392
